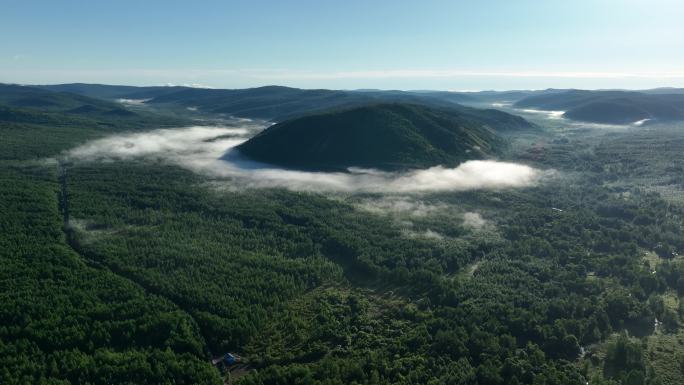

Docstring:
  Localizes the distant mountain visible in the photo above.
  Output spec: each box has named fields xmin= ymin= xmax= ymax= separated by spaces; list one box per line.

xmin=236 ymin=103 xmax=524 ymax=171
xmin=449 ymin=104 xmax=535 ymax=132
xmin=514 ymin=90 xmax=641 ymax=111
xmin=0 ymin=84 xmax=136 ymax=115
xmin=641 ymin=87 xmax=684 ymax=95
xmin=35 ymin=83 xmax=189 ymax=100
xmin=0 ymin=84 xmax=185 ymax=129
xmin=456 ymin=89 xmax=570 ymax=104
xmin=514 ymin=90 xmax=684 ymax=124
xmin=29 ymin=84 xmax=684 ymax=126
xmin=32 ymin=83 xmax=535 ymax=121
xmin=0 ymin=105 xmax=88 ymax=126
xmin=147 ymin=85 xmax=483 ymax=121
xmin=373 ymin=89 xmax=480 ymax=104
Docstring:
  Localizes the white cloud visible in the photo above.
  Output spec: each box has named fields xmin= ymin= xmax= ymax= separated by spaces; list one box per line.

xmin=164 ymin=82 xmax=215 ymax=89
xmin=519 ymin=108 xmax=566 ymax=120
xmin=402 ymin=228 xmax=445 ymax=241
xmin=381 ymin=162 xmax=539 ymax=193
xmin=116 ymin=98 xmax=150 ymax=106
xmin=355 ymin=197 xmax=448 ymax=217
xmin=462 ymin=212 xmax=487 ymax=229
xmin=66 ymin=125 xmax=547 ymax=194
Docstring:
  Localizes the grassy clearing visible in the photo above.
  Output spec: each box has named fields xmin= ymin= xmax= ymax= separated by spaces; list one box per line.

xmin=647 ymin=329 xmax=684 ymax=385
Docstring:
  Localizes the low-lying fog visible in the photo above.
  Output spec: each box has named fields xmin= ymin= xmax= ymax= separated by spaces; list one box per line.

xmin=66 ymin=123 xmax=546 ymax=193
xmin=493 ymin=103 xmax=658 ymax=129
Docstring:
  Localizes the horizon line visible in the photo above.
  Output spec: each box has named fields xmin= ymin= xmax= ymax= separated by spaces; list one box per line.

xmin=2 ymin=80 xmax=683 ymax=94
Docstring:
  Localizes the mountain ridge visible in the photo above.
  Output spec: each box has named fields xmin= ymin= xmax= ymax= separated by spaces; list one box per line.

xmin=514 ymin=90 xmax=684 ymax=124
xmin=235 ymin=103 xmax=529 ymax=171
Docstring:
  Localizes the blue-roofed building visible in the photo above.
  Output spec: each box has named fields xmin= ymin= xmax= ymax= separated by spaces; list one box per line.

xmin=224 ymin=353 xmax=236 ymax=365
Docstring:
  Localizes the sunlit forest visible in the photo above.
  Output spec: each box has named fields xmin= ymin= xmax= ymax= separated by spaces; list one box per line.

xmin=2 ymin=80 xmax=684 ymax=385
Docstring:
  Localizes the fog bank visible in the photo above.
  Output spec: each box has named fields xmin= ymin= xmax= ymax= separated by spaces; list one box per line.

xmin=66 ymin=125 xmax=546 ymax=193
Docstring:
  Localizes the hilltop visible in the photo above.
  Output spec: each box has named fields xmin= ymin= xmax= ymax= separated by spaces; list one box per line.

xmin=514 ymin=90 xmax=684 ymax=124
xmin=236 ymin=103 xmax=528 ymax=171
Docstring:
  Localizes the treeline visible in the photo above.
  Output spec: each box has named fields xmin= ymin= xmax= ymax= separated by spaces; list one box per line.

xmin=61 ymin=159 xmax=684 ymax=384
xmin=0 ymin=164 xmax=221 ymax=385
xmin=3 ymin=111 xmax=684 ymax=384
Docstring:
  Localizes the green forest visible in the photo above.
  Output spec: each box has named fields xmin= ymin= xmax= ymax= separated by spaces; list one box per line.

xmin=236 ymin=103 xmax=528 ymax=171
xmin=2 ymin=86 xmax=684 ymax=385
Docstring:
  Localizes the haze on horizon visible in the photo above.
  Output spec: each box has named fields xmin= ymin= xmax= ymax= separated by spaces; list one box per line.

xmin=1 ymin=0 xmax=684 ymax=90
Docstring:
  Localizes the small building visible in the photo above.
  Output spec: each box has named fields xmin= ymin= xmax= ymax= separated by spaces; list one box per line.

xmin=224 ymin=353 xmax=237 ymax=365
xmin=212 ymin=353 xmax=241 ymax=366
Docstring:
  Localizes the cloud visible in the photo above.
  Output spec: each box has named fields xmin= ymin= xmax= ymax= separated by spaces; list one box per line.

xmin=116 ymin=98 xmax=150 ymax=106
xmin=512 ymin=106 xmax=649 ymax=129
xmin=381 ymin=162 xmax=539 ymax=193
xmin=402 ymin=228 xmax=445 ymax=241
xmin=354 ymin=196 xmax=448 ymax=217
xmin=164 ymin=82 xmax=215 ymax=89
xmin=355 ymin=196 xmax=493 ymax=233
xmin=66 ymin=125 xmax=547 ymax=194
xmin=67 ymin=126 xmax=252 ymax=161
xmin=519 ymin=108 xmax=566 ymax=120
xmin=462 ymin=212 xmax=487 ymax=229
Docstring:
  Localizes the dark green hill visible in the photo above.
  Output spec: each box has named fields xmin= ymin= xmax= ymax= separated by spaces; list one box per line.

xmin=236 ymin=103 xmax=519 ymax=171
xmin=26 ymin=83 xmax=561 ymax=122
xmin=514 ymin=90 xmax=684 ymax=124
xmin=0 ymin=87 xmax=190 ymax=161
xmin=0 ymin=85 xmax=189 ymax=160
xmin=33 ymin=84 xmax=482 ymax=120
xmin=148 ymin=85 xmax=461 ymax=120
xmin=562 ymin=100 xmax=650 ymax=124
xmin=0 ymin=105 xmax=89 ymax=126
xmin=0 ymin=84 xmax=194 ymax=126
xmin=451 ymin=105 xmax=534 ymax=131
xmin=0 ymin=84 xmax=128 ymax=113
xmin=36 ymin=83 xmax=189 ymax=100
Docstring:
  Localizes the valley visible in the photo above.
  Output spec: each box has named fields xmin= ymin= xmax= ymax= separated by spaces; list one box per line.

xmin=2 ymin=84 xmax=684 ymax=385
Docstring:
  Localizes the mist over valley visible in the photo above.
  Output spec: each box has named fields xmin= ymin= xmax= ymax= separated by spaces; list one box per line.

xmin=3 ymin=2 xmax=684 ymax=384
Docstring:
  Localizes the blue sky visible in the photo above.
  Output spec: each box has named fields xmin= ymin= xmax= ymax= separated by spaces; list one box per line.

xmin=1 ymin=0 xmax=683 ymax=90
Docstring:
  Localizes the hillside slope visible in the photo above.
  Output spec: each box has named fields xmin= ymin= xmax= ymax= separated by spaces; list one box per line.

xmin=236 ymin=103 xmax=519 ymax=170
xmin=147 ymin=86 xmax=474 ymax=120
xmin=0 ymin=83 xmax=190 ymax=127
xmin=514 ymin=90 xmax=684 ymax=124
xmin=36 ymin=83 xmax=190 ymax=100
xmin=0 ymin=84 xmax=130 ymax=112
xmin=0 ymin=84 xmax=188 ymax=160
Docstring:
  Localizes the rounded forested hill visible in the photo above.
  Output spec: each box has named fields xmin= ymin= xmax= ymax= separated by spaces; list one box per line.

xmin=514 ymin=90 xmax=684 ymax=125
xmin=236 ymin=103 xmax=519 ymax=171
